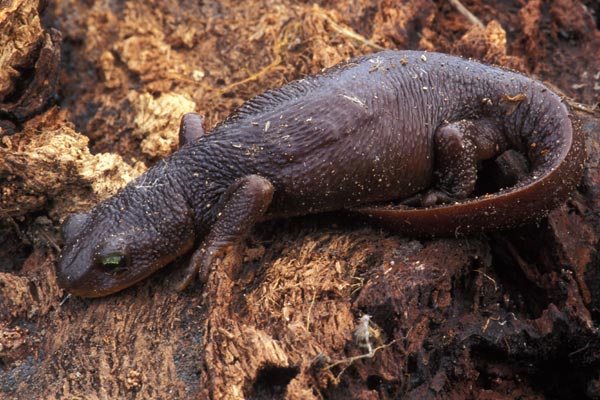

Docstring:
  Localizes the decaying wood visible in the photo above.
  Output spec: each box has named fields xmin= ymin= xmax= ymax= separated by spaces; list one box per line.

xmin=0 ymin=0 xmax=61 ymax=122
xmin=1 ymin=0 xmax=600 ymax=399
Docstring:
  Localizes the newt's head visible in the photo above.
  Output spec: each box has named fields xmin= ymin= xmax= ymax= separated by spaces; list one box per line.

xmin=57 ymin=189 xmax=196 ymax=298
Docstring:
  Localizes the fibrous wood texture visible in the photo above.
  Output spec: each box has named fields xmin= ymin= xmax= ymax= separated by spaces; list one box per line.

xmin=1 ymin=0 xmax=600 ymax=399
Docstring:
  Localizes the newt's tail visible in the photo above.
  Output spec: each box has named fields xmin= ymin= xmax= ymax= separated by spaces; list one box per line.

xmin=356 ymin=95 xmax=585 ymax=236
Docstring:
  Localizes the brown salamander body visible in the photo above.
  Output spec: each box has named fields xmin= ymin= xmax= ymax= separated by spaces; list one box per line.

xmin=57 ymin=51 xmax=585 ymax=297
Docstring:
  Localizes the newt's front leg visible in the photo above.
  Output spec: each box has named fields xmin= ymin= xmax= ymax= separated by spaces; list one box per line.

xmin=177 ymin=175 xmax=274 ymax=290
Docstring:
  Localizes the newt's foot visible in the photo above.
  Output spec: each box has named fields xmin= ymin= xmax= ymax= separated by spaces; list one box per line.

xmin=399 ymin=193 xmax=424 ymax=207
xmin=421 ymin=190 xmax=455 ymax=207
xmin=175 ymin=244 xmax=241 ymax=291
xmin=400 ymin=190 xmax=456 ymax=208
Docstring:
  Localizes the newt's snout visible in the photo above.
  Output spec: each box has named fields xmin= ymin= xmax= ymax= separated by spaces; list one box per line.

xmin=57 ymin=237 xmax=133 ymax=298
xmin=57 ymin=246 xmax=109 ymax=298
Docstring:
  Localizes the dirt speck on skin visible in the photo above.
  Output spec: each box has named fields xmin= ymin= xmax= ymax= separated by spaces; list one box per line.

xmin=1 ymin=0 xmax=600 ymax=399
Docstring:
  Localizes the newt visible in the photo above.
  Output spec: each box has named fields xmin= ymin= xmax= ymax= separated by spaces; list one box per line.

xmin=57 ymin=50 xmax=585 ymax=297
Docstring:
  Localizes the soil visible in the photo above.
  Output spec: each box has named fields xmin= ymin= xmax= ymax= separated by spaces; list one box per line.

xmin=1 ymin=0 xmax=600 ymax=399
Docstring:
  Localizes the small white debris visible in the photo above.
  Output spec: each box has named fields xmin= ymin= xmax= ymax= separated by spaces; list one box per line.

xmin=191 ymin=70 xmax=205 ymax=81
xmin=341 ymin=94 xmax=366 ymax=108
xmin=354 ymin=315 xmax=374 ymax=354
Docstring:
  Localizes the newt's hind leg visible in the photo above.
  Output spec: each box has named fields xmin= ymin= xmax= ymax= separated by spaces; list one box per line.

xmin=177 ymin=175 xmax=274 ymax=290
xmin=422 ymin=119 xmax=508 ymax=207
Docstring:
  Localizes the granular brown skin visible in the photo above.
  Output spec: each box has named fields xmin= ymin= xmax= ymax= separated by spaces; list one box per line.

xmin=56 ymin=50 xmax=584 ymax=298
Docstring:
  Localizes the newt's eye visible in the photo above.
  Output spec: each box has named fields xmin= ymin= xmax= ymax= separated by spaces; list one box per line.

xmin=99 ymin=253 xmax=130 ymax=273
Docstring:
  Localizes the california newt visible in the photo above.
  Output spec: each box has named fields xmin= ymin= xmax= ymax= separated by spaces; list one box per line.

xmin=57 ymin=51 xmax=585 ymax=297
